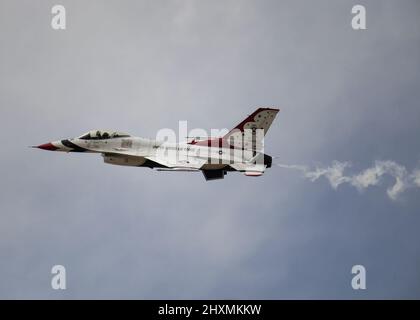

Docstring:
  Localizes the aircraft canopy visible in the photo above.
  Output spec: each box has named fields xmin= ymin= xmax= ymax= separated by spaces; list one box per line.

xmin=78 ymin=130 xmax=131 ymax=140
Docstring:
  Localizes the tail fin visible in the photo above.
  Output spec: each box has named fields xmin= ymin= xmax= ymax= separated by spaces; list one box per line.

xmin=189 ymin=107 xmax=279 ymax=150
xmin=223 ymin=107 xmax=279 ymax=149
xmin=223 ymin=107 xmax=279 ymax=138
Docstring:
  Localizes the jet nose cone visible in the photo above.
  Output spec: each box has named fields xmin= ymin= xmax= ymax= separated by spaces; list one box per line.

xmin=36 ymin=142 xmax=58 ymax=151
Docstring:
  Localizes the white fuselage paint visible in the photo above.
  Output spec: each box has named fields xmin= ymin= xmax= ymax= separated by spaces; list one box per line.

xmin=51 ymin=136 xmax=262 ymax=171
xmin=39 ymin=108 xmax=279 ymax=180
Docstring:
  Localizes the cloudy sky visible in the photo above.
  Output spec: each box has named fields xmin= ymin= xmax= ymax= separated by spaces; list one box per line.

xmin=1 ymin=0 xmax=419 ymax=299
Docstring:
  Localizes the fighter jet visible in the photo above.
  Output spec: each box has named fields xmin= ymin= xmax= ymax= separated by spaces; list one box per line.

xmin=33 ymin=108 xmax=279 ymax=180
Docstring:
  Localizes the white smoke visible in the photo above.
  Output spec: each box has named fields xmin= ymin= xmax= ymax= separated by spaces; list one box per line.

xmin=412 ymin=169 xmax=420 ymax=188
xmin=277 ymin=160 xmax=418 ymax=200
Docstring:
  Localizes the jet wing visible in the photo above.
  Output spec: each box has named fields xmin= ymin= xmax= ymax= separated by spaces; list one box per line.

xmin=144 ymin=156 xmax=207 ymax=169
xmin=103 ymin=148 xmax=142 ymax=157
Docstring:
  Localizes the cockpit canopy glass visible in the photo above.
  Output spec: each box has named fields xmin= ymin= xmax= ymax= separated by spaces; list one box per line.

xmin=78 ymin=130 xmax=131 ymax=140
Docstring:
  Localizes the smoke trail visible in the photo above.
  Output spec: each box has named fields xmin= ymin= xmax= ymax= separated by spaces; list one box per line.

xmin=412 ymin=169 xmax=420 ymax=188
xmin=277 ymin=160 xmax=418 ymax=200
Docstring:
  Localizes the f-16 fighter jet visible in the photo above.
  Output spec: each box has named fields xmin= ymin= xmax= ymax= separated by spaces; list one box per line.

xmin=33 ymin=108 xmax=279 ymax=180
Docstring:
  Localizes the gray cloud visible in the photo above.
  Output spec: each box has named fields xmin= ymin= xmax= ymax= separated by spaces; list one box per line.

xmin=1 ymin=0 xmax=420 ymax=299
